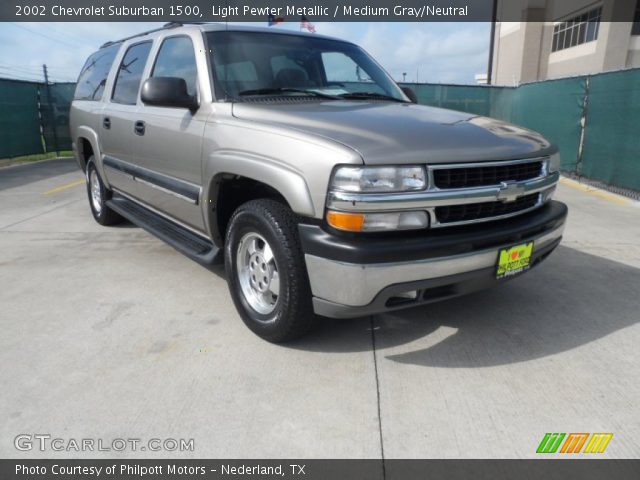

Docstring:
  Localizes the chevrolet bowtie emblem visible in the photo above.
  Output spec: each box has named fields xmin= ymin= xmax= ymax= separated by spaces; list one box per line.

xmin=497 ymin=181 xmax=526 ymax=202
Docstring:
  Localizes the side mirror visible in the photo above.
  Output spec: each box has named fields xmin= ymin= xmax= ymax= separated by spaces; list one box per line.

xmin=401 ymin=86 xmax=418 ymax=104
xmin=141 ymin=77 xmax=198 ymax=111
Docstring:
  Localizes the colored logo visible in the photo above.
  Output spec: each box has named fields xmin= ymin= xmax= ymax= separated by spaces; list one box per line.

xmin=537 ymin=433 xmax=613 ymax=454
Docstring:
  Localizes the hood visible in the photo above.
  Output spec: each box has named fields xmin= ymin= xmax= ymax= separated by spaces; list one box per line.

xmin=232 ymin=100 xmax=554 ymax=165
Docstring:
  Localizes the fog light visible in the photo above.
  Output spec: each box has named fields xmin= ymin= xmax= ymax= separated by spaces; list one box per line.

xmin=326 ymin=210 xmax=428 ymax=232
xmin=395 ymin=290 xmax=418 ymax=300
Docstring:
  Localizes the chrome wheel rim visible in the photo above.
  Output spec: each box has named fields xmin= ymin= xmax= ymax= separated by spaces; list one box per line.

xmin=89 ymin=169 xmax=102 ymax=214
xmin=236 ymin=232 xmax=280 ymax=316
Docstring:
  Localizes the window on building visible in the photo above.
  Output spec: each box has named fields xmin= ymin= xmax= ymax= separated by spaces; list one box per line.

xmin=151 ymin=36 xmax=198 ymax=97
xmin=112 ymin=41 xmax=152 ymax=105
xmin=632 ymin=1 xmax=640 ymax=35
xmin=552 ymin=6 xmax=602 ymax=52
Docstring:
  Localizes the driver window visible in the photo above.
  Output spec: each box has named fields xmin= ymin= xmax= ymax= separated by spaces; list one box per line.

xmin=152 ymin=36 xmax=198 ymax=97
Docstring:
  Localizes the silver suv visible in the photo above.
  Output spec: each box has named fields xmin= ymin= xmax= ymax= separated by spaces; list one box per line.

xmin=70 ymin=23 xmax=567 ymax=342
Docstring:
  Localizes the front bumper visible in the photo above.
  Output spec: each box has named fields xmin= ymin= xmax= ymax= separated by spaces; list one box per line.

xmin=299 ymin=201 xmax=567 ymax=318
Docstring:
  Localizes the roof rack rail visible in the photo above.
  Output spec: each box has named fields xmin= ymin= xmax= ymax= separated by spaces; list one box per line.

xmin=162 ymin=21 xmax=208 ymax=28
xmin=100 ymin=22 xmax=191 ymax=49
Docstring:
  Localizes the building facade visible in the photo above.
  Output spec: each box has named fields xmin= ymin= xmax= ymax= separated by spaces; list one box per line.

xmin=491 ymin=0 xmax=640 ymax=85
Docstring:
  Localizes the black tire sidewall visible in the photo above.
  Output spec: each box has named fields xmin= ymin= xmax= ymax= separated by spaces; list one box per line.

xmin=225 ymin=200 xmax=314 ymax=342
xmin=86 ymin=158 xmax=120 ymax=225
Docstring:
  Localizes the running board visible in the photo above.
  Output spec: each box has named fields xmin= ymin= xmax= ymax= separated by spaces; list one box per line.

xmin=106 ymin=194 xmax=222 ymax=266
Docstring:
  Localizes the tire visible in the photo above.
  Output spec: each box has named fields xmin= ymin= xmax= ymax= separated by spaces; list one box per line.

xmin=86 ymin=157 xmax=123 ymax=226
xmin=225 ymin=199 xmax=316 ymax=342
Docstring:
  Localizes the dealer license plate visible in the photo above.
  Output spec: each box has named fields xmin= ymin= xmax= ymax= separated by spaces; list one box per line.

xmin=496 ymin=242 xmax=534 ymax=279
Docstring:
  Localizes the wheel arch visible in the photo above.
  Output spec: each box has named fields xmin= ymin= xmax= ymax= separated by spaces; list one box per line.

xmin=75 ymin=126 xmax=101 ymax=172
xmin=203 ymin=153 xmax=315 ymax=247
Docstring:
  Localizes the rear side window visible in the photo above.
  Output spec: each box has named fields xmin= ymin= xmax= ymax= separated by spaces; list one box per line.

xmin=74 ymin=45 xmax=119 ymax=101
xmin=152 ymin=36 xmax=198 ymax=97
xmin=112 ymin=41 xmax=152 ymax=105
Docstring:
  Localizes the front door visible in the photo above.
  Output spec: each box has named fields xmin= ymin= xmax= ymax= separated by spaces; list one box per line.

xmin=132 ymin=35 xmax=206 ymax=232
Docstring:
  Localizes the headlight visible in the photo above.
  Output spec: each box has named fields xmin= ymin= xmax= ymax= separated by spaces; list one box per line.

xmin=548 ymin=153 xmax=561 ymax=173
xmin=331 ymin=166 xmax=426 ymax=193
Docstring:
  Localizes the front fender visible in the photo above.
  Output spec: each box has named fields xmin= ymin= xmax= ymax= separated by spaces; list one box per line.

xmin=203 ymin=151 xmax=315 ymax=240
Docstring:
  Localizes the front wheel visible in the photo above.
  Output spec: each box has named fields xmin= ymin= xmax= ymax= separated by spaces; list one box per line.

xmin=225 ymin=199 xmax=316 ymax=342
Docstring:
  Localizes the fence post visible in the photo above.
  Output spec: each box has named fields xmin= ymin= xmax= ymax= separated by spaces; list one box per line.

xmin=42 ymin=64 xmax=60 ymax=156
xmin=576 ymin=75 xmax=591 ymax=176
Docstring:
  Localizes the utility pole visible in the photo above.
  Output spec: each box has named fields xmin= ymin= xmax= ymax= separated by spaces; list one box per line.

xmin=42 ymin=64 xmax=60 ymax=156
xmin=487 ymin=0 xmax=499 ymax=85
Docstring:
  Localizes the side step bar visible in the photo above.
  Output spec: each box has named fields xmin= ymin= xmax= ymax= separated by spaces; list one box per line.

xmin=106 ymin=194 xmax=222 ymax=266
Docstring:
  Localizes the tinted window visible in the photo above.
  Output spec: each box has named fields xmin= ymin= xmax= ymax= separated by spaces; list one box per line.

xmin=74 ymin=45 xmax=119 ymax=101
xmin=112 ymin=42 xmax=152 ymax=105
xmin=322 ymin=52 xmax=373 ymax=83
xmin=633 ymin=0 xmax=640 ymax=35
xmin=152 ymin=36 xmax=198 ymax=97
xmin=207 ymin=31 xmax=403 ymax=100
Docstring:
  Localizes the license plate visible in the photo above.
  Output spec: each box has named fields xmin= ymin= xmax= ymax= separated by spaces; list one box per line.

xmin=496 ymin=242 xmax=534 ymax=279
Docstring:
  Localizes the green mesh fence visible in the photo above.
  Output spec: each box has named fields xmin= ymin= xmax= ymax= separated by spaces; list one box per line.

xmin=493 ymin=78 xmax=586 ymax=172
xmin=404 ymin=82 xmax=493 ymax=117
xmin=41 ymin=82 xmax=75 ymax=152
xmin=0 ymin=79 xmax=43 ymax=158
xmin=580 ymin=70 xmax=640 ymax=191
xmin=2 ymin=72 xmax=639 ymax=190
xmin=0 ymin=78 xmax=73 ymax=158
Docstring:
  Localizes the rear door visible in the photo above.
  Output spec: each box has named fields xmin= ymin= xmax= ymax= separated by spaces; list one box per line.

xmin=132 ymin=34 xmax=207 ymax=231
xmin=100 ymin=41 xmax=153 ymax=198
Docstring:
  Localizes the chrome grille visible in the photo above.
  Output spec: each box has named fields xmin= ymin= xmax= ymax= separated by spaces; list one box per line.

xmin=432 ymin=160 xmax=543 ymax=189
xmin=435 ymin=193 xmax=540 ymax=224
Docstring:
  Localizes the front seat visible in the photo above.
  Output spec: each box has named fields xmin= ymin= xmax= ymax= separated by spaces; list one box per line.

xmin=275 ymin=68 xmax=309 ymax=88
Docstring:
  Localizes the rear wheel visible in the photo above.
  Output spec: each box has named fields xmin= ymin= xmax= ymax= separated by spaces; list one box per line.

xmin=86 ymin=157 xmax=123 ymax=226
xmin=225 ymin=199 xmax=316 ymax=342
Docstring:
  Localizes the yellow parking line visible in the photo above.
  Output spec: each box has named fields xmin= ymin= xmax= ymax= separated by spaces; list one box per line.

xmin=559 ymin=177 xmax=631 ymax=206
xmin=42 ymin=178 xmax=85 ymax=196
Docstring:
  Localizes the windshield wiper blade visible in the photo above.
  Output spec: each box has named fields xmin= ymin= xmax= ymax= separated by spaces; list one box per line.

xmin=238 ymin=87 xmax=339 ymax=99
xmin=338 ymin=91 xmax=408 ymax=103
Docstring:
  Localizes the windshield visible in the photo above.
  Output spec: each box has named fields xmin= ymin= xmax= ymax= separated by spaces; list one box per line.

xmin=206 ymin=31 xmax=407 ymax=102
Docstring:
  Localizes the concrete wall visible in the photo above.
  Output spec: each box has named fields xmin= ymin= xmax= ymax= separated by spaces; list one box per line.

xmin=492 ymin=0 xmax=640 ymax=85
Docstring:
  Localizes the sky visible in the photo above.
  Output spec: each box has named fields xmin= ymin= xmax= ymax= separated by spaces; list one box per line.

xmin=0 ymin=22 xmax=490 ymax=84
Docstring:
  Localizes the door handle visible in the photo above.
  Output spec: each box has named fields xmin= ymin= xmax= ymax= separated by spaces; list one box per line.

xmin=103 ymin=117 xmax=111 ymax=129
xmin=134 ymin=120 xmax=145 ymax=136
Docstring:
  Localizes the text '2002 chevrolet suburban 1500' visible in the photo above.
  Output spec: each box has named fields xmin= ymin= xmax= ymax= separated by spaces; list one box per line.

xmin=70 ymin=23 xmax=568 ymax=342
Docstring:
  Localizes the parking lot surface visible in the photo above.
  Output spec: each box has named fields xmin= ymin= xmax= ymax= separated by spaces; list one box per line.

xmin=1 ymin=159 xmax=639 ymax=459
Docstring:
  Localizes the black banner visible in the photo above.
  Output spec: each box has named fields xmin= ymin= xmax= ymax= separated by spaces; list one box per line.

xmin=2 ymin=0 xmax=637 ymax=22
xmin=2 ymin=459 xmax=640 ymax=480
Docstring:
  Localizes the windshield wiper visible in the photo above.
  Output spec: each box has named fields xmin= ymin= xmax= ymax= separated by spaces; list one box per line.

xmin=238 ymin=87 xmax=339 ymax=99
xmin=338 ymin=91 xmax=408 ymax=103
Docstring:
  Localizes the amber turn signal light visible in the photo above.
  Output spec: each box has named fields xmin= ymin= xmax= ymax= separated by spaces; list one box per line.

xmin=326 ymin=211 xmax=365 ymax=232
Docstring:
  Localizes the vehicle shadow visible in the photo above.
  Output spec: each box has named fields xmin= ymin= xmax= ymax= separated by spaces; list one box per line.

xmin=288 ymin=246 xmax=640 ymax=366
xmin=0 ymin=158 xmax=78 ymax=191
